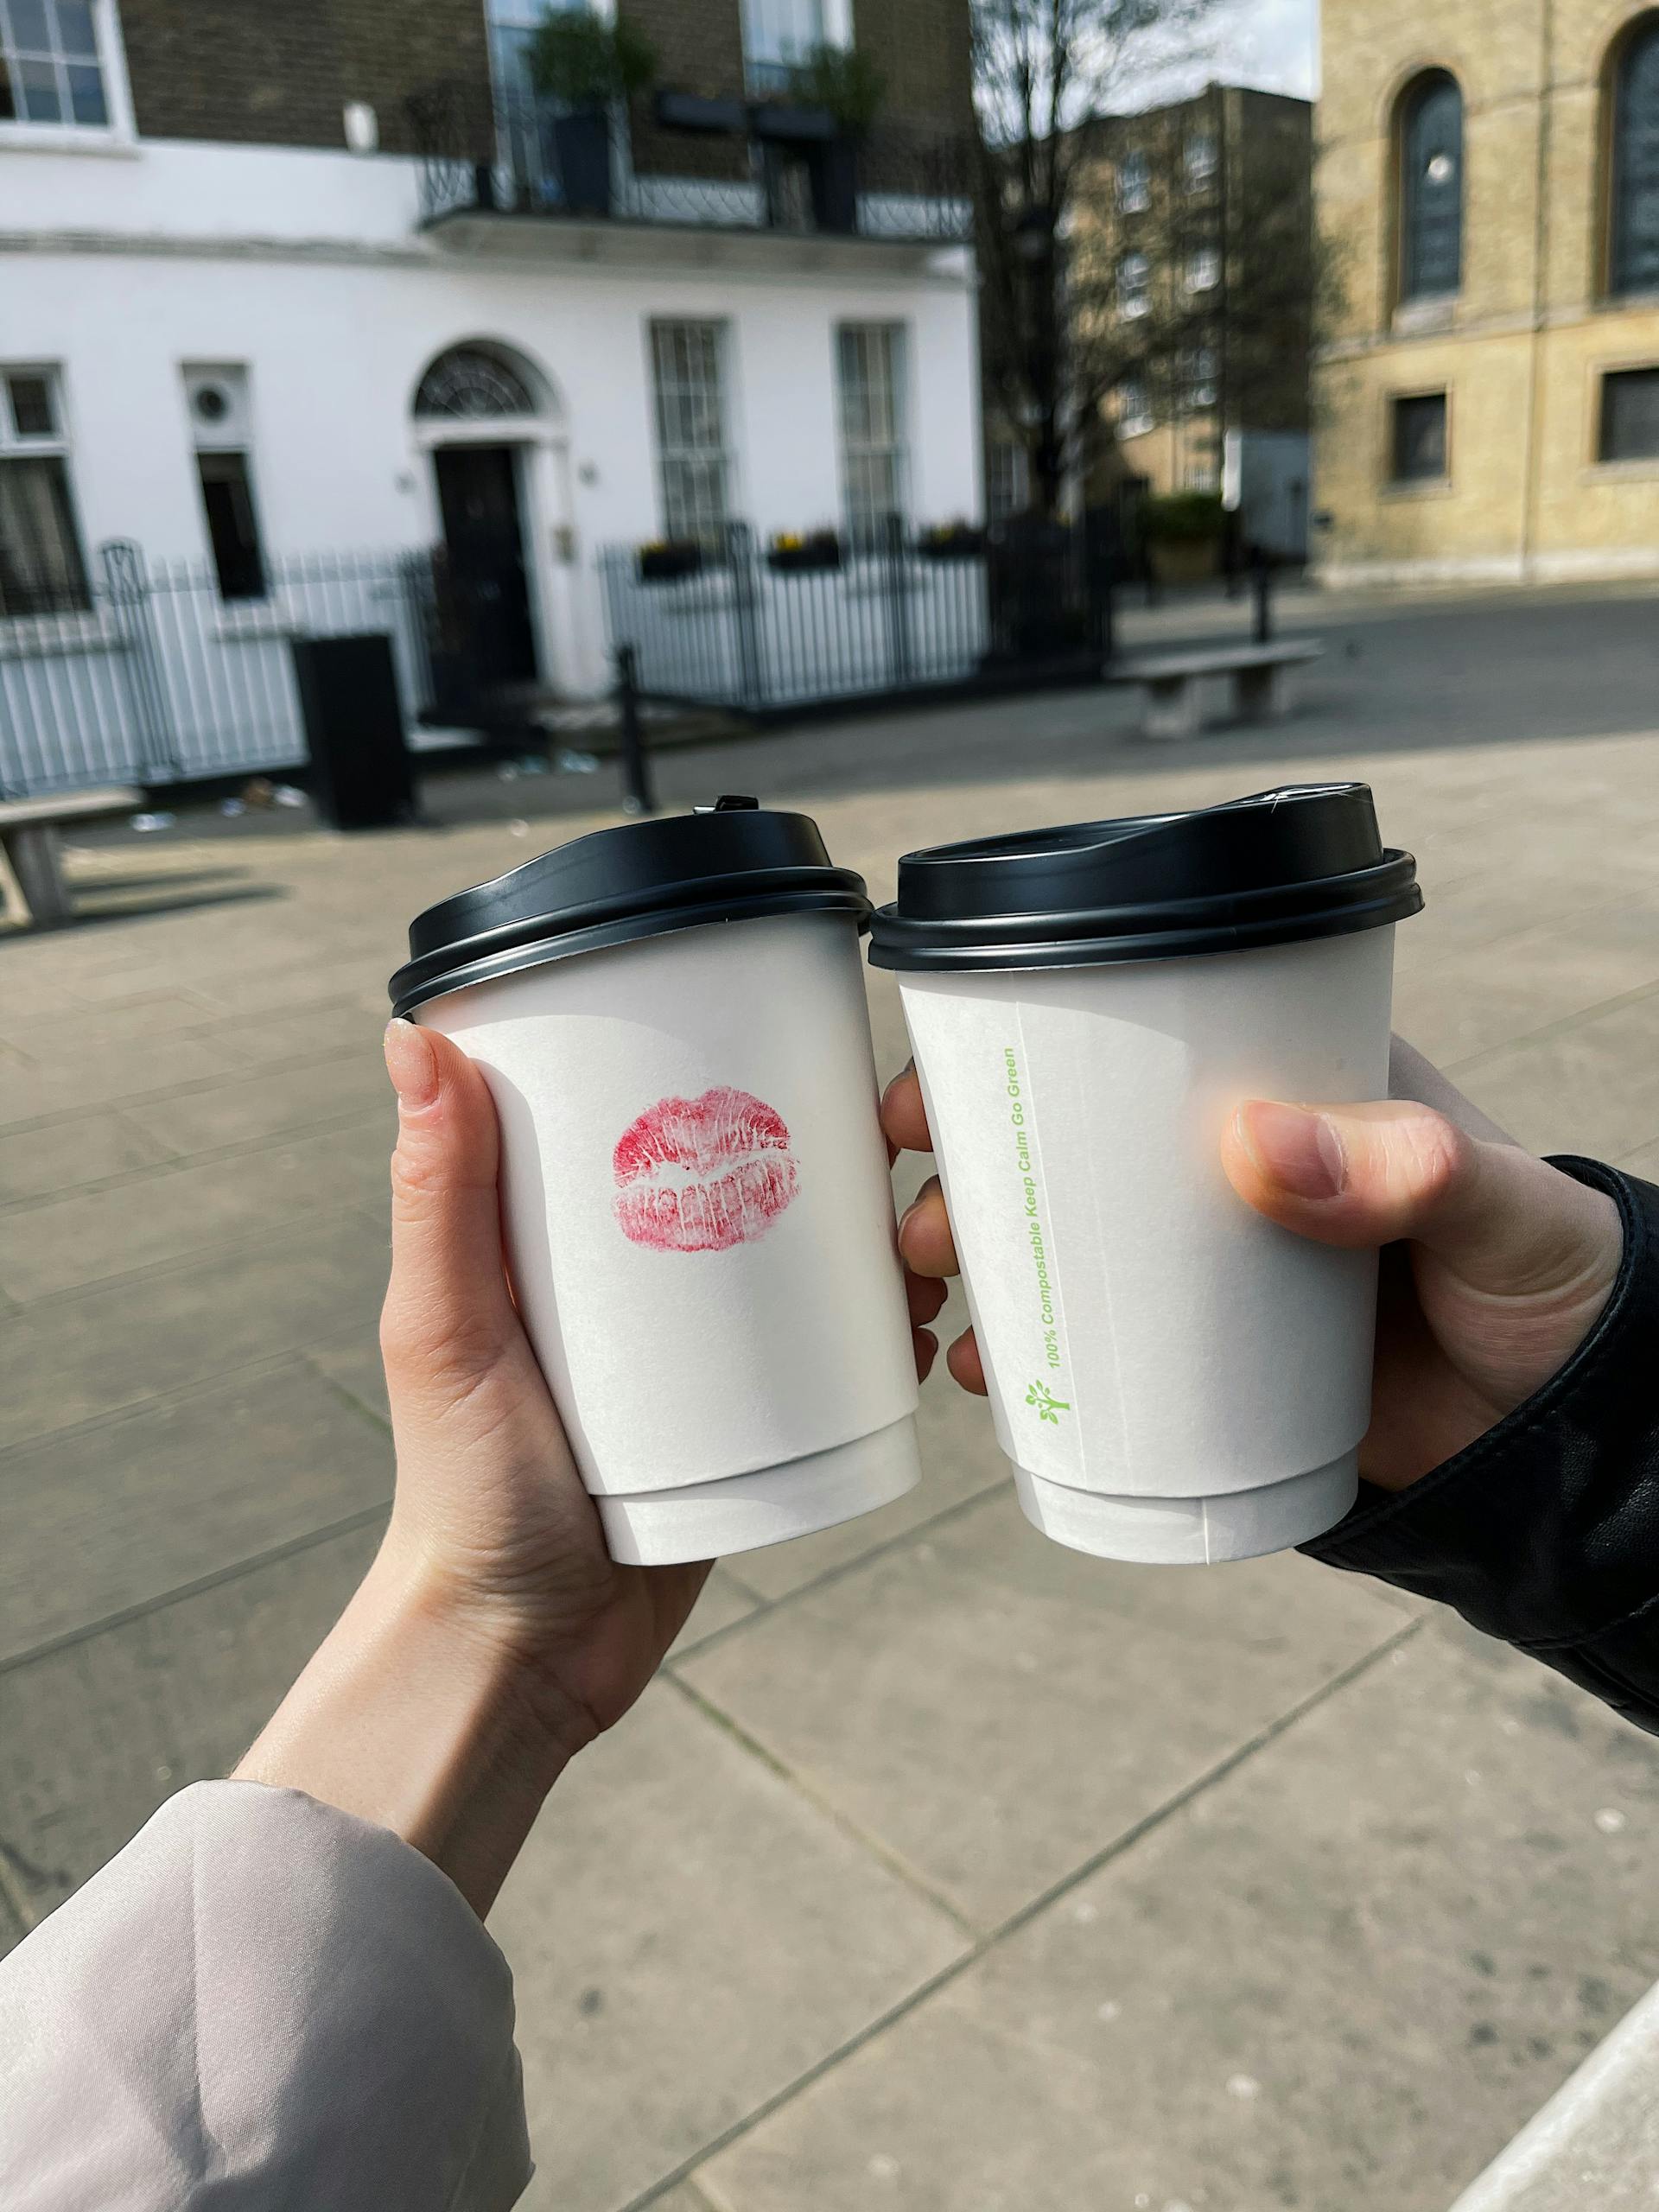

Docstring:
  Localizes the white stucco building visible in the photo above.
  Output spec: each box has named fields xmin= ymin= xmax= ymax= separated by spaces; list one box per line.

xmin=1 ymin=0 xmax=979 ymax=780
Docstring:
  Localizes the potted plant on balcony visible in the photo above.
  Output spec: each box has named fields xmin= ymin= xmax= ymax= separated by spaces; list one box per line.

xmin=766 ymin=528 xmax=843 ymax=574
xmin=637 ymin=537 xmax=702 ymax=583
xmin=779 ymin=43 xmax=885 ymax=232
xmin=527 ymin=10 xmax=657 ymax=217
xmin=917 ymin=518 xmax=985 ymax=561
xmin=1141 ymin=490 xmax=1225 ymax=584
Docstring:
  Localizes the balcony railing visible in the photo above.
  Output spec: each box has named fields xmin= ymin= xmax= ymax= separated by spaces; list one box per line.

xmin=406 ymin=80 xmax=974 ymax=245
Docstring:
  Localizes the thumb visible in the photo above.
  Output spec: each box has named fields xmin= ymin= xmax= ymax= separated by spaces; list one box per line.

xmin=1223 ymin=1096 xmax=1618 ymax=1298
xmin=380 ymin=1019 xmax=522 ymax=1402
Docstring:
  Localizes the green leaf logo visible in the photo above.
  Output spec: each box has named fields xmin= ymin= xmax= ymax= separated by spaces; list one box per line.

xmin=1026 ymin=1381 xmax=1071 ymax=1424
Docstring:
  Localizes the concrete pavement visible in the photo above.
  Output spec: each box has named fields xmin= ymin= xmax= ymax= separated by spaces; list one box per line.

xmin=3 ymin=593 xmax=1659 ymax=2210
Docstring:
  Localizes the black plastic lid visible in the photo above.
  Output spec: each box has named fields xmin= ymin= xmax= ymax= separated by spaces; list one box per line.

xmin=390 ymin=797 xmax=870 ymax=1015
xmin=868 ymin=784 xmax=1422 ymax=972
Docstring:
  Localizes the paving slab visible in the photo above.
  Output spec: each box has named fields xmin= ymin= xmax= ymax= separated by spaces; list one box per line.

xmin=0 ymin=1517 xmax=383 ymax=1935
xmin=205 ymin=995 xmax=391 ymax=1068
xmin=0 ymin=1032 xmax=246 ymax=1132
xmin=1445 ymin=988 xmax=1659 ymax=1162
xmin=669 ymin=1567 xmax=764 ymax=1658
xmin=0 ymin=1109 xmax=175 ymax=1203
xmin=304 ymin=1325 xmax=393 ymax=1423
xmin=697 ymin=1621 xmax=1659 ymax=2212
xmin=0 ymin=1357 xmax=393 ymax=1664
xmin=1392 ymin=902 xmax=1659 ymax=1071
xmin=679 ymin=1491 xmax=1414 ymax=1929
xmin=0 ymin=988 xmax=224 ymax=1063
xmin=0 ymin=1116 xmax=392 ymax=1300
xmin=0 ymin=1205 xmax=391 ymax=1451
xmin=118 ymin=1048 xmax=392 ymax=1156
xmin=491 ymin=1677 xmax=968 ymax=2212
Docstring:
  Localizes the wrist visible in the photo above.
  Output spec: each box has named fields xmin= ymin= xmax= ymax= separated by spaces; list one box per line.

xmin=235 ymin=1533 xmax=575 ymax=1916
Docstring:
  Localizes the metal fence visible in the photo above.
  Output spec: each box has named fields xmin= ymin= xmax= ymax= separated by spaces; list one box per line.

xmin=598 ymin=516 xmax=1115 ymax=715
xmin=0 ymin=543 xmax=435 ymax=799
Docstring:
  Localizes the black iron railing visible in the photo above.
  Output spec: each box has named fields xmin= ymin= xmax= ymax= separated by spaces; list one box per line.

xmin=0 ymin=543 xmax=437 ymax=799
xmin=406 ymin=79 xmax=974 ymax=243
xmin=597 ymin=514 xmax=1115 ymax=716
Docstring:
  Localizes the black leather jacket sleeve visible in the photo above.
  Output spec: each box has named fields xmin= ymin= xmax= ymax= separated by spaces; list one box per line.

xmin=1300 ymin=1158 xmax=1659 ymax=1734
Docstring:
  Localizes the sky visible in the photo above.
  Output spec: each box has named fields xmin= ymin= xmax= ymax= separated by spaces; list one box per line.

xmin=1217 ymin=0 xmax=1319 ymax=99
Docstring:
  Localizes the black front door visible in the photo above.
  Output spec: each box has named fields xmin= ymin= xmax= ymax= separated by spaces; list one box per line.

xmin=434 ymin=444 xmax=538 ymax=689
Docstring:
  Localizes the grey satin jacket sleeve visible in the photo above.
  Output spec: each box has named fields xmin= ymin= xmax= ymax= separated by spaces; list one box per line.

xmin=0 ymin=1780 xmax=532 ymax=2210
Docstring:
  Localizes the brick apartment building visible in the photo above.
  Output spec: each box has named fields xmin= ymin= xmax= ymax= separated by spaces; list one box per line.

xmin=0 ymin=0 xmax=979 ymax=741
xmin=1316 ymin=0 xmax=1659 ymax=584
xmin=1078 ymin=83 xmax=1314 ymax=557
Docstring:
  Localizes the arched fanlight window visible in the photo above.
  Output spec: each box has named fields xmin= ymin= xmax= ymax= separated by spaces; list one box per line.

xmin=1399 ymin=71 xmax=1463 ymax=302
xmin=415 ymin=346 xmax=537 ymax=420
xmin=1611 ymin=17 xmax=1659 ymax=295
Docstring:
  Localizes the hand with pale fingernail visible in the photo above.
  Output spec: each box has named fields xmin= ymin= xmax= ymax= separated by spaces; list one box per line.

xmin=237 ymin=1020 xmax=710 ymax=1916
xmin=881 ymin=1050 xmax=1623 ymax=1495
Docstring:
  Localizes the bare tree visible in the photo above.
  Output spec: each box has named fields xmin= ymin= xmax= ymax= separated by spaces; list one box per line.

xmin=972 ymin=0 xmax=1215 ymax=517
xmin=973 ymin=4 xmax=1332 ymax=521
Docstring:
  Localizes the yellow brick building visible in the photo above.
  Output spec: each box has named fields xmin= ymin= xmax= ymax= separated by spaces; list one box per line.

xmin=1315 ymin=0 xmax=1659 ymax=584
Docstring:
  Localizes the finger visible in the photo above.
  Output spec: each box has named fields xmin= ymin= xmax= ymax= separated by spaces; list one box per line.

xmin=945 ymin=1325 xmax=987 ymax=1395
xmin=1223 ymin=1096 xmax=1621 ymax=1295
xmin=381 ymin=1020 xmax=519 ymax=1387
xmin=881 ymin=1064 xmax=932 ymax=1155
xmin=906 ymin=1268 xmax=948 ymax=1327
xmin=912 ymin=1325 xmax=938 ymax=1383
xmin=897 ymin=1175 xmax=959 ymax=1279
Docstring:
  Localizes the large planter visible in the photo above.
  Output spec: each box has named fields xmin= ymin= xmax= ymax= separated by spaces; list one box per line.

xmin=1147 ymin=536 xmax=1221 ymax=585
xmin=552 ymin=108 xmax=613 ymax=214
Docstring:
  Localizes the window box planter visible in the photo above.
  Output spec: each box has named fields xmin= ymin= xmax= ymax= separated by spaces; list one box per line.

xmin=917 ymin=523 xmax=985 ymax=561
xmin=551 ymin=109 xmax=613 ymax=214
xmin=750 ymin=99 xmax=836 ymax=143
xmin=655 ymin=89 xmax=748 ymax=134
xmin=767 ymin=532 xmax=843 ymax=574
xmin=638 ymin=540 xmax=703 ymax=583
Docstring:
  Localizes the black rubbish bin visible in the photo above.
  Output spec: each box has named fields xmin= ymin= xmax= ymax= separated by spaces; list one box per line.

xmin=290 ymin=632 xmax=417 ymax=833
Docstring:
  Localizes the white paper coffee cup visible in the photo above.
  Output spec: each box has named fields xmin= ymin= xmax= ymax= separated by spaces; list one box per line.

xmin=391 ymin=804 xmax=919 ymax=1567
xmin=870 ymin=785 xmax=1423 ymax=1566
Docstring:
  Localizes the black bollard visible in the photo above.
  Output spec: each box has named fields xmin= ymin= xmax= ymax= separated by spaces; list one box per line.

xmin=1250 ymin=548 xmax=1274 ymax=645
xmin=613 ymin=643 xmax=656 ymax=816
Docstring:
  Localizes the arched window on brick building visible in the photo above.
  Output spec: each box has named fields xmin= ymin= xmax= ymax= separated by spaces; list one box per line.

xmin=1611 ymin=16 xmax=1659 ymax=295
xmin=1397 ymin=71 xmax=1464 ymax=302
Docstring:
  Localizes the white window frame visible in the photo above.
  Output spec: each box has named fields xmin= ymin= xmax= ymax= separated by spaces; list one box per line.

xmin=0 ymin=362 xmax=93 ymax=620
xmin=1185 ymin=245 xmax=1220 ymax=293
xmin=836 ymin=321 xmax=910 ymax=551
xmin=741 ymin=0 xmax=851 ymax=93
xmin=1116 ymin=149 xmax=1150 ymax=213
xmin=649 ymin=319 xmax=734 ymax=547
xmin=1182 ymin=344 xmax=1217 ymax=410
xmin=0 ymin=0 xmax=137 ymax=154
xmin=1118 ymin=251 xmax=1151 ymax=319
xmin=1185 ymin=130 xmax=1218 ymax=190
xmin=986 ymin=437 xmax=1028 ymax=521
xmin=1117 ymin=379 xmax=1154 ymax=438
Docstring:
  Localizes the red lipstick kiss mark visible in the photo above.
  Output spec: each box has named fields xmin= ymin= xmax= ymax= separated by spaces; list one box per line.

xmin=613 ymin=1087 xmax=798 ymax=1253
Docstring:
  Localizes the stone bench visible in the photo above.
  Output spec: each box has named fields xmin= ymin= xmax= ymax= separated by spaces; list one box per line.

xmin=1109 ymin=639 xmax=1325 ymax=740
xmin=0 ymin=786 xmax=140 ymax=929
